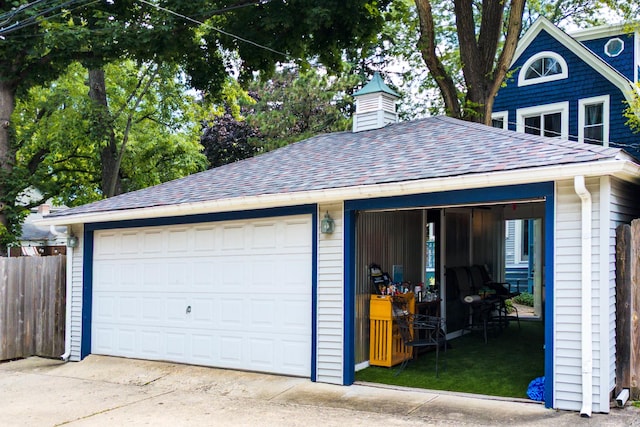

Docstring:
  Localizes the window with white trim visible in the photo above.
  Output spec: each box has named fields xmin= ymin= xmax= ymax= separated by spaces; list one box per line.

xmin=604 ymin=38 xmax=624 ymax=57
xmin=491 ymin=111 xmax=508 ymax=129
xmin=578 ymin=95 xmax=609 ymax=146
xmin=514 ymin=219 xmax=530 ymax=264
xmin=516 ymin=102 xmax=569 ymax=139
xmin=518 ymin=51 xmax=568 ymax=86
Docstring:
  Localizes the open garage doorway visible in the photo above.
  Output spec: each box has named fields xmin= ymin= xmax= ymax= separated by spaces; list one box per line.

xmin=352 ymin=200 xmax=547 ymax=400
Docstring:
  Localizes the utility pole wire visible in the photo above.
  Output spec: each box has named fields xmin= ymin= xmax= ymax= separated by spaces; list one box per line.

xmin=136 ymin=0 xmax=289 ymax=59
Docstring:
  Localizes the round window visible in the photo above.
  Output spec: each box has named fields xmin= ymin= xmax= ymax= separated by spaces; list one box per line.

xmin=604 ymin=38 xmax=624 ymax=57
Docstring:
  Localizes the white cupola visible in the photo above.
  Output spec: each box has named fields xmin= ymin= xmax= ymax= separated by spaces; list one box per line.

xmin=352 ymin=72 xmax=400 ymax=132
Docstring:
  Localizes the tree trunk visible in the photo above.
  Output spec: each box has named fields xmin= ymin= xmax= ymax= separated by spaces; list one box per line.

xmin=415 ymin=0 xmax=525 ymax=124
xmin=0 ymin=82 xmax=17 ymax=253
xmin=87 ymin=68 xmax=122 ymax=197
xmin=415 ymin=0 xmax=462 ymax=119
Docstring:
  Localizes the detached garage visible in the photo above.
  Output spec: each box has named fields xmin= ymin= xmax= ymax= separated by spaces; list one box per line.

xmin=41 ymin=78 xmax=640 ymax=414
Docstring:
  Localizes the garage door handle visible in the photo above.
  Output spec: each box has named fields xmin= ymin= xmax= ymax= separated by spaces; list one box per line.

xmin=186 ymin=305 xmax=191 ymax=314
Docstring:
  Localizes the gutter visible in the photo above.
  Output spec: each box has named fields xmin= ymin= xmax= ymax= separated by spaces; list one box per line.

xmin=36 ymin=159 xmax=640 ymax=227
xmin=574 ymin=176 xmax=593 ymax=418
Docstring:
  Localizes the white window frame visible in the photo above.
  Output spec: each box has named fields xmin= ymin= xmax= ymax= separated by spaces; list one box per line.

xmin=491 ymin=111 xmax=508 ymax=129
xmin=578 ymin=95 xmax=610 ymax=146
xmin=604 ymin=37 xmax=624 ymax=57
xmin=518 ymin=51 xmax=568 ymax=87
xmin=513 ymin=220 xmax=528 ymax=265
xmin=516 ymin=101 xmax=569 ymax=139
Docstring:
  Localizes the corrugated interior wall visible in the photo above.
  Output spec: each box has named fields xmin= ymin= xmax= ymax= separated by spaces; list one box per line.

xmin=354 ymin=210 xmax=424 ymax=364
xmin=472 ymin=207 xmax=505 ymax=281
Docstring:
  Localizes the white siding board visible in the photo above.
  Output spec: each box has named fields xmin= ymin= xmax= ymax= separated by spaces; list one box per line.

xmin=554 ymin=177 xmax=603 ymax=411
xmin=316 ymin=202 xmax=345 ymax=384
xmin=69 ymin=224 xmax=84 ymax=362
xmin=554 ymin=175 xmax=639 ymax=413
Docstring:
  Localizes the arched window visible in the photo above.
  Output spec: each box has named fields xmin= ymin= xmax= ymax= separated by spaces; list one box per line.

xmin=518 ymin=51 xmax=568 ymax=86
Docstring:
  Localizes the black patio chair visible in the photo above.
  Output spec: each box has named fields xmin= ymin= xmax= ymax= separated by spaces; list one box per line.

xmin=392 ymin=298 xmax=446 ymax=376
xmin=469 ymin=264 xmax=520 ymax=329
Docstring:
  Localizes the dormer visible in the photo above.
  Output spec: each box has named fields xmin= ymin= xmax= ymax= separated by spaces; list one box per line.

xmin=352 ymin=72 xmax=400 ymax=132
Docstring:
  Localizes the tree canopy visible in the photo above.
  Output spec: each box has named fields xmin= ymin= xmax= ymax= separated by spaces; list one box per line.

xmin=0 ymin=0 xmax=392 ymax=248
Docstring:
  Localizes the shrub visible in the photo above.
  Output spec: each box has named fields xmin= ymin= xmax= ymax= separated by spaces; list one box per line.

xmin=513 ymin=292 xmax=534 ymax=307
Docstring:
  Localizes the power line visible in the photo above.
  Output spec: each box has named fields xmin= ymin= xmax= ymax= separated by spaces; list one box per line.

xmin=0 ymin=0 xmax=95 ymax=36
xmin=136 ymin=0 xmax=289 ymax=59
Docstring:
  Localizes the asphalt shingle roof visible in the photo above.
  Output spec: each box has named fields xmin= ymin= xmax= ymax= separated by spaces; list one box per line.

xmin=51 ymin=116 xmax=626 ymax=218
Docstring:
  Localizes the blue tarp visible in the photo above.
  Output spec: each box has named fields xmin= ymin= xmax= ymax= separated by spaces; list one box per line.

xmin=527 ymin=376 xmax=545 ymax=401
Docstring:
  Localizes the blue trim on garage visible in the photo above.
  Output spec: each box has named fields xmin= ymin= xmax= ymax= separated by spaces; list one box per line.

xmin=342 ymin=209 xmax=357 ymax=385
xmin=342 ymin=182 xmax=555 ymax=408
xmin=544 ymin=192 xmax=555 ymax=408
xmin=311 ymin=210 xmax=318 ymax=382
xmin=80 ymin=228 xmax=94 ymax=359
xmin=80 ymin=204 xmax=318 ymax=378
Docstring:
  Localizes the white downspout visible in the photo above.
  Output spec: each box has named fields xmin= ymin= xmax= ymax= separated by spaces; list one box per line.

xmin=574 ymin=176 xmax=592 ymax=417
xmin=50 ymin=225 xmax=72 ymax=361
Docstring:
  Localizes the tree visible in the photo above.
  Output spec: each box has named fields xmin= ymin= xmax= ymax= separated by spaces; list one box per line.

xmin=0 ymin=0 xmax=391 ymax=248
xmin=13 ymin=61 xmax=207 ymax=208
xmin=624 ymin=83 xmax=640 ymax=135
xmin=200 ymin=67 xmax=360 ymax=166
xmin=414 ymin=0 xmax=526 ymax=124
xmin=380 ymin=1 xmax=637 ymax=122
xmin=246 ymin=68 xmax=359 ymax=150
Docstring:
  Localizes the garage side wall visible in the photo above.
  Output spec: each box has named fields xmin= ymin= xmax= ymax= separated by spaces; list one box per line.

xmin=70 ymin=224 xmax=84 ymax=361
xmin=316 ymin=203 xmax=344 ymax=384
xmin=609 ymin=178 xmax=640 ymax=395
xmin=555 ymin=177 xmax=603 ymax=412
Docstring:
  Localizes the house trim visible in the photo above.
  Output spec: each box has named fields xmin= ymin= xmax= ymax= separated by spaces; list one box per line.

xmin=79 ymin=205 xmax=319 ymax=376
xmin=578 ymin=95 xmax=610 ymax=146
xmin=512 ymin=17 xmax=635 ymax=105
xmin=516 ymin=102 xmax=570 ymax=139
xmin=518 ymin=51 xmax=568 ymax=87
xmin=343 ymin=182 xmax=556 ymax=408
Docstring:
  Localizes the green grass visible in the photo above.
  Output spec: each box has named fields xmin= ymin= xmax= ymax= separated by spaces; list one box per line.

xmin=356 ymin=320 xmax=545 ymax=399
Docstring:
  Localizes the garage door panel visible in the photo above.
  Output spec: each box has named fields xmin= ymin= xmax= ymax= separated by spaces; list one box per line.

xmin=117 ymin=329 xmax=136 ymax=353
xmin=92 ymin=214 xmax=312 ymax=376
xmin=142 ymin=231 xmax=163 ymax=253
xmin=220 ymin=336 xmax=243 ymax=363
xmin=140 ymin=331 xmax=162 ymax=356
xmin=166 ymin=333 xmax=187 ymax=357
xmin=141 ymin=298 xmax=163 ymax=321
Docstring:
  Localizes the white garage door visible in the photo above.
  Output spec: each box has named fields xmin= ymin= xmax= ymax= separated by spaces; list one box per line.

xmin=91 ymin=214 xmax=313 ymax=377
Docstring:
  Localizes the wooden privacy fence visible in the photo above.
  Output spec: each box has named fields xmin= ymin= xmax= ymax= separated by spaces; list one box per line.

xmin=0 ymin=256 xmax=66 ymax=361
xmin=616 ymin=220 xmax=640 ymax=400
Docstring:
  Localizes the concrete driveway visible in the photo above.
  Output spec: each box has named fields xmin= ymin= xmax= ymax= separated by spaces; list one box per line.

xmin=0 ymin=356 xmax=638 ymax=426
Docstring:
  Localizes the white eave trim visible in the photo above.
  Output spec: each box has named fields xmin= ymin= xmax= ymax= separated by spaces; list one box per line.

xmin=37 ymin=159 xmax=640 ymax=227
xmin=512 ymin=17 xmax=636 ymax=104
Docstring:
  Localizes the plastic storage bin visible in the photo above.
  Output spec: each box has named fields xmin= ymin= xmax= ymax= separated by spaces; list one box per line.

xmin=369 ymin=293 xmax=415 ymax=367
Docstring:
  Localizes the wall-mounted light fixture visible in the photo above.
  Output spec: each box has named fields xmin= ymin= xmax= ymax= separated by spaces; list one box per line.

xmin=67 ymin=235 xmax=78 ymax=248
xmin=320 ymin=211 xmax=335 ymax=234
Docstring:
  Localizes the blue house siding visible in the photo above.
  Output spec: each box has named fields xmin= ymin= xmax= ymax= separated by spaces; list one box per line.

xmin=494 ymin=29 xmax=640 ymax=160
xmin=579 ymin=33 xmax=636 ymax=81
